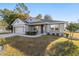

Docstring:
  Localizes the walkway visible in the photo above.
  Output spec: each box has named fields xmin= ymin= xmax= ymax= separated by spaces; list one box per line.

xmin=0 ymin=33 xmax=44 ymax=38
xmin=0 ymin=34 xmax=18 ymax=38
xmin=18 ymin=34 xmax=43 ymax=38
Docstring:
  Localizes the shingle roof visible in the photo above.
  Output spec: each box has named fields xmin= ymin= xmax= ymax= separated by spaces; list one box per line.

xmin=24 ymin=18 xmax=66 ymax=25
xmin=14 ymin=17 xmax=66 ymax=25
xmin=26 ymin=17 xmax=65 ymax=22
xmin=41 ymin=19 xmax=53 ymax=22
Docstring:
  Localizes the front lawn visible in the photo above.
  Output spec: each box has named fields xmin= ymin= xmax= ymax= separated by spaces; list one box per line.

xmin=0 ymin=35 xmax=59 ymax=56
xmin=0 ymin=35 xmax=79 ymax=56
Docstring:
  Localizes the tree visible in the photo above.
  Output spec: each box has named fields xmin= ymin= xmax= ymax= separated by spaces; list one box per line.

xmin=0 ymin=3 xmax=30 ymax=30
xmin=44 ymin=15 xmax=53 ymax=20
xmin=14 ymin=3 xmax=30 ymax=14
xmin=14 ymin=3 xmax=30 ymax=20
xmin=66 ymin=23 xmax=79 ymax=40
xmin=0 ymin=3 xmax=30 ymax=24
xmin=0 ymin=9 xmax=16 ymax=24
xmin=0 ymin=9 xmax=29 ymax=30
xmin=36 ymin=14 xmax=42 ymax=19
xmin=15 ymin=13 xmax=29 ymax=20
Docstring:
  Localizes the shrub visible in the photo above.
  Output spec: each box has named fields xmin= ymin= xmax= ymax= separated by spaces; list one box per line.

xmin=0 ymin=37 xmax=16 ymax=45
xmin=52 ymin=33 xmax=55 ymax=35
xmin=0 ymin=38 xmax=6 ymax=44
xmin=46 ymin=41 xmax=79 ymax=56
xmin=47 ymin=32 xmax=50 ymax=35
xmin=26 ymin=32 xmax=37 ymax=35
xmin=65 ymin=33 xmax=69 ymax=38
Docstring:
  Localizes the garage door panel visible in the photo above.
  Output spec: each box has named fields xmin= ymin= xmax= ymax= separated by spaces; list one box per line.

xmin=15 ymin=27 xmax=25 ymax=34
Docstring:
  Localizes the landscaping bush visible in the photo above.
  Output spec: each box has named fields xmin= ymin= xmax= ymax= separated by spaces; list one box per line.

xmin=47 ymin=32 xmax=50 ymax=35
xmin=52 ymin=33 xmax=55 ymax=35
xmin=26 ymin=32 xmax=37 ymax=35
xmin=64 ymin=33 xmax=69 ymax=38
xmin=56 ymin=33 xmax=59 ymax=36
xmin=46 ymin=41 xmax=79 ymax=56
xmin=0 ymin=38 xmax=6 ymax=44
xmin=0 ymin=37 xmax=16 ymax=45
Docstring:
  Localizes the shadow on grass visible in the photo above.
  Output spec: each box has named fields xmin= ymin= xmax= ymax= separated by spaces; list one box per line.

xmin=5 ymin=35 xmax=60 ymax=56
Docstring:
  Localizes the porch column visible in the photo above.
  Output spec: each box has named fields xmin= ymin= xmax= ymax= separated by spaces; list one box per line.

xmin=43 ymin=24 xmax=47 ymax=34
xmin=13 ymin=26 xmax=15 ymax=33
xmin=45 ymin=24 xmax=47 ymax=33
xmin=38 ymin=26 xmax=41 ymax=34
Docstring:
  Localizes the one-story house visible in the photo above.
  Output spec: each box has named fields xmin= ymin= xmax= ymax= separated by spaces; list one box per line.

xmin=11 ymin=17 xmax=67 ymax=36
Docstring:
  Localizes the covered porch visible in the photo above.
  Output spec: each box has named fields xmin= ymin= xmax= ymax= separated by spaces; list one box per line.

xmin=26 ymin=22 xmax=65 ymax=36
xmin=26 ymin=24 xmax=47 ymax=35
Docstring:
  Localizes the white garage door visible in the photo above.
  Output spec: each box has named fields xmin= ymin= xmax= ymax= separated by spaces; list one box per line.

xmin=15 ymin=27 xmax=25 ymax=34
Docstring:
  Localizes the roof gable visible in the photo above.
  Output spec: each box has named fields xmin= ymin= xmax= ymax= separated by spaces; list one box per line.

xmin=11 ymin=18 xmax=25 ymax=26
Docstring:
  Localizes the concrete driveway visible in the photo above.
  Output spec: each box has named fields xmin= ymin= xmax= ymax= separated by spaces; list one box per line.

xmin=0 ymin=33 xmax=18 ymax=38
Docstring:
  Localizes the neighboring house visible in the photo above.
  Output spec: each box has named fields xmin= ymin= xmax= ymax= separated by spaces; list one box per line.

xmin=76 ymin=29 xmax=79 ymax=32
xmin=75 ymin=23 xmax=79 ymax=33
xmin=0 ymin=20 xmax=8 ymax=33
xmin=11 ymin=17 xmax=67 ymax=36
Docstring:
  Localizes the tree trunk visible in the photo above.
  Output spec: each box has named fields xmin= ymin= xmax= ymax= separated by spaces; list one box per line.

xmin=70 ymin=32 xmax=73 ymax=42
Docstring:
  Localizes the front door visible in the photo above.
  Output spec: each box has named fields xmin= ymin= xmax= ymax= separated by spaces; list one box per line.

xmin=41 ymin=25 xmax=44 ymax=33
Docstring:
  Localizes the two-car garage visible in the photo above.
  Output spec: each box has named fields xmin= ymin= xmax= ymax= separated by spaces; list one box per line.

xmin=11 ymin=18 xmax=26 ymax=34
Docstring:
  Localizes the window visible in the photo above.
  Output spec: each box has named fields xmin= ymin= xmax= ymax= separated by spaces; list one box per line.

xmin=30 ymin=19 xmax=32 ymax=21
xmin=51 ymin=28 xmax=54 ymax=30
xmin=17 ymin=20 xmax=19 ymax=23
xmin=55 ymin=28 xmax=59 ymax=30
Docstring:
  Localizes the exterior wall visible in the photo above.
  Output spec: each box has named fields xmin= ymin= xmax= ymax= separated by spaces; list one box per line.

xmin=46 ymin=25 xmax=51 ymax=33
xmin=59 ymin=24 xmax=64 ymax=33
xmin=36 ymin=24 xmax=64 ymax=35
xmin=58 ymin=24 xmax=64 ymax=36
xmin=50 ymin=25 xmax=59 ymax=34
xmin=25 ymin=25 xmax=29 ymax=32
xmin=48 ymin=24 xmax=65 ymax=36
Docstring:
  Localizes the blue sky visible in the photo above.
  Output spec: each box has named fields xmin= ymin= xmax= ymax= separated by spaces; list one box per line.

xmin=0 ymin=3 xmax=79 ymax=22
